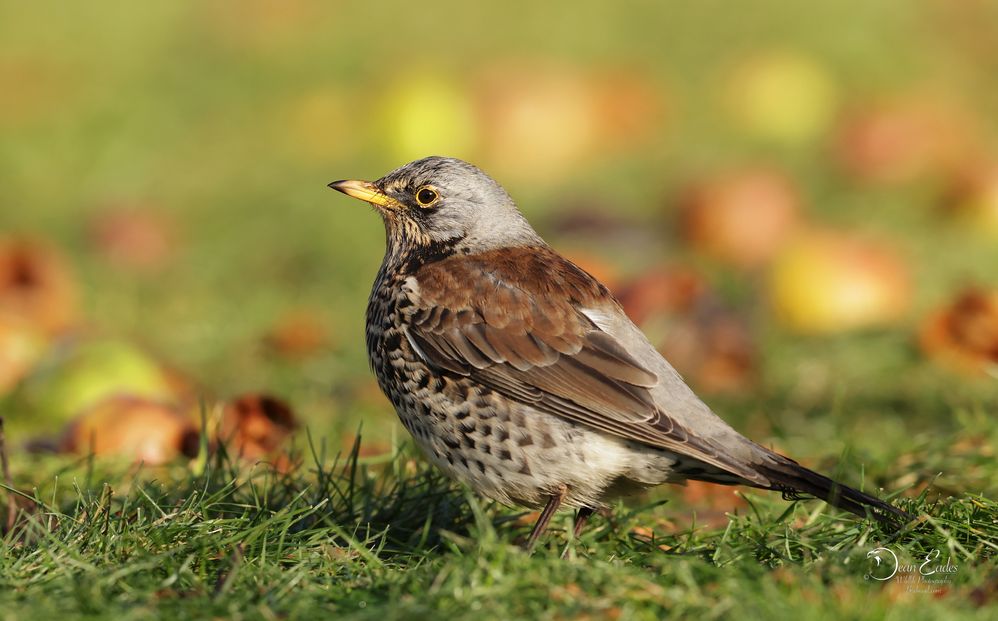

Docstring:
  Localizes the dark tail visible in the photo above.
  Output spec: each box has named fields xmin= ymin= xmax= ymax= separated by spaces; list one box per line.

xmin=753 ymin=454 xmax=912 ymax=528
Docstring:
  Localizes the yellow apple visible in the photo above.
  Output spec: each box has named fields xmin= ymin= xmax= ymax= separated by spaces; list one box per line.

xmin=724 ymin=51 xmax=837 ymax=145
xmin=769 ymin=231 xmax=910 ymax=333
xmin=476 ymin=64 xmax=600 ymax=181
xmin=0 ymin=313 xmax=47 ymax=396
xmin=377 ymin=73 xmax=478 ymax=163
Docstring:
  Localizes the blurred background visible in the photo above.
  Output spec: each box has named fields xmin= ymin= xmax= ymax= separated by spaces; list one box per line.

xmin=1 ymin=1 xmax=996 ymax=470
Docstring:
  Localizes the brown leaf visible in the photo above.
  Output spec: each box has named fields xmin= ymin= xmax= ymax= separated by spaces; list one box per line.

xmin=218 ymin=393 xmax=298 ymax=461
xmin=919 ymin=287 xmax=998 ymax=375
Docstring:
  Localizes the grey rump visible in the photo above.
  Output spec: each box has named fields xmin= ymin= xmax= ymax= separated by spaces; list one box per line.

xmin=329 ymin=156 xmax=909 ymax=548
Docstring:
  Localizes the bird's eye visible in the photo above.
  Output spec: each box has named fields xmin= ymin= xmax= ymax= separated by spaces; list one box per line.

xmin=415 ymin=186 xmax=439 ymax=207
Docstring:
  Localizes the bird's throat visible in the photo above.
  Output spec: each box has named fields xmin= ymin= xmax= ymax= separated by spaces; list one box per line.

xmin=381 ymin=221 xmax=464 ymax=276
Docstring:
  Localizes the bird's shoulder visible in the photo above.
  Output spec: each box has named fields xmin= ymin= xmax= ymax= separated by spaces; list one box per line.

xmin=408 ymin=244 xmax=618 ymax=320
xmin=401 ymin=243 xmax=658 ymax=391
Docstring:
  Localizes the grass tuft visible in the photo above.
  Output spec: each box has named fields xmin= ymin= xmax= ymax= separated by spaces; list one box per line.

xmin=1 ymin=416 xmax=995 ymax=620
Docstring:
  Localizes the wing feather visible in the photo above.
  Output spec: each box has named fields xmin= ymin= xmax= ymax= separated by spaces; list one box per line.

xmin=405 ymin=247 xmax=764 ymax=484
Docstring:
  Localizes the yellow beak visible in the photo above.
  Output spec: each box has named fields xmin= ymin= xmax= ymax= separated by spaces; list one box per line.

xmin=327 ymin=179 xmax=399 ymax=209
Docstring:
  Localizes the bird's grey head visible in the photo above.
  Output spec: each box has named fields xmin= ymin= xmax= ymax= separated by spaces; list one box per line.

xmin=329 ymin=157 xmax=542 ymax=261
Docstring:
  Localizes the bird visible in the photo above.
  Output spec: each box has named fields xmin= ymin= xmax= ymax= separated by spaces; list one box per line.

xmin=328 ymin=156 xmax=910 ymax=551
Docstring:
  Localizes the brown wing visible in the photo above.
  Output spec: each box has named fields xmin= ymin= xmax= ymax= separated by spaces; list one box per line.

xmin=406 ymin=246 xmax=763 ymax=482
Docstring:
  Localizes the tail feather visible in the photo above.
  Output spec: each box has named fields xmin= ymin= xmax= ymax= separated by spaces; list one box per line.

xmin=752 ymin=455 xmax=912 ymax=528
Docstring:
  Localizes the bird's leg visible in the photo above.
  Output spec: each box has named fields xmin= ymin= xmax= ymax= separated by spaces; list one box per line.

xmin=560 ymin=506 xmax=596 ymax=559
xmin=525 ymin=484 xmax=567 ymax=552
xmin=572 ymin=506 xmax=595 ymax=538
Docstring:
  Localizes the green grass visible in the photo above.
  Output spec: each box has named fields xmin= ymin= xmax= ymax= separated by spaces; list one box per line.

xmin=2 ymin=410 xmax=996 ymax=621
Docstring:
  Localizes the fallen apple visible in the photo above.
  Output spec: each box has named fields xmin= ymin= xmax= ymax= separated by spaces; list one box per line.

xmin=476 ymin=64 xmax=600 ymax=181
xmin=0 ymin=237 xmax=78 ymax=337
xmin=590 ymin=69 xmax=668 ymax=152
xmin=723 ymin=51 xmax=837 ymax=145
xmin=377 ymin=72 xmax=477 ymax=163
xmin=835 ymin=96 xmax=974 ymax=185
xmin=60 ymin=395 xmax=198 ymax=465
xmin=23 ymin=339 xmax=177 ymax=422
xmin=0 ymin=313 xmax=47 ymax=396
xmin=769 ymin=231 xmax=911 ymax=333
xmin=677 ymin=167 xmax=803 ymax=269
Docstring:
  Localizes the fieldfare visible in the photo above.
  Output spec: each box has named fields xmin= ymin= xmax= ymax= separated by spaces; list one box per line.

xmin=329 ymin=156 xmax=909 ymax=551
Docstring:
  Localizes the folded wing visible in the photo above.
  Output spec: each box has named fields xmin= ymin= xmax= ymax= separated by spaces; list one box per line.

xmin=405 ymin=247 xmax=767 ymax=484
